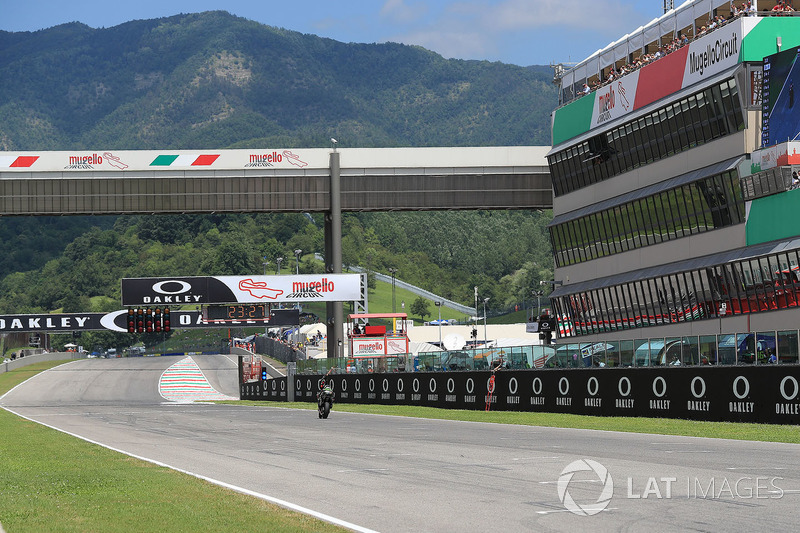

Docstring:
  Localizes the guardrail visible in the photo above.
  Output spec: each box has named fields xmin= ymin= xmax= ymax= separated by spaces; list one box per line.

xmin=1 ymin=351 xmax=80 ymax=374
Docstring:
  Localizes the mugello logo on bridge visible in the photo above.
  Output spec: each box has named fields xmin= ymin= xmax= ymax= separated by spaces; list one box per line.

xmin=122 ymin=274 xmax=361 ymax=306
xmin=246 ymin=150 xmax=308 ymax=168
xmin=288 ymin=278 xmax=337 ymax=298
xmin=68 ymin=153 xmax=104 ymax=166
xmin=246 ymin=151 xmax=284 ymax=167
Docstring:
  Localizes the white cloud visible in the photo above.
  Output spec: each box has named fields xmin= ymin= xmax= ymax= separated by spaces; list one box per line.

xmin=380 ymin=0 xmax=428 ymax=24
xmin=395 ymin=27 xmax=496 ymax=60
xmin=449 ymin=0 xmax=647 ymax=32
xmin=383 ymin=0 xmax=652 ymax=62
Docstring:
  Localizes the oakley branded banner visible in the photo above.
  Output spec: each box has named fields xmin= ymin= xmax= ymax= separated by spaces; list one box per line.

xmin=0 ymin=313 xmax=109 ymax=333
xmin=0 ymin=309 xmax=300 ymax=333
xmin=270 ymin=366 xmax=800 ymax=425
xmin=121 ymin=274 xmax=361 ymax=306
xmin=241 ymin=373 xmax=288 ymax=401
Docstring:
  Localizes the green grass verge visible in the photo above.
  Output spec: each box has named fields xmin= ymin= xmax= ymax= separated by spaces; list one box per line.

xmin=0 ymin=362 xmax=346 ymax=533
xmin=228 ymin=400 xmax=800 ymax=444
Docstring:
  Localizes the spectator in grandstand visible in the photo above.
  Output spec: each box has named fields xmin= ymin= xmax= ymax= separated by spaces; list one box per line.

xmin=582 ymin=83 xmax=590 ymax=95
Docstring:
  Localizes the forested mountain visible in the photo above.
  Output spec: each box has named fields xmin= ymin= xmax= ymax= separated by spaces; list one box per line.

xmin=0 ymin=11 xmax=555 ymax=150
xmin=0 ymin=11 xmax=557 ymax=319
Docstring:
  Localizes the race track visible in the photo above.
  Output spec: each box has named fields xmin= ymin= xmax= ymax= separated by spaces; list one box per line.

xmin=2 ymin=356 xmax=800 ymax=532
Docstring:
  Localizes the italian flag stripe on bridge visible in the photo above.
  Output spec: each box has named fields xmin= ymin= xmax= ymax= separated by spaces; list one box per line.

xmin=150 ymin=154 xmax=220 ymax=166
xmin=0 ymin=155 xmax=39 ymax=168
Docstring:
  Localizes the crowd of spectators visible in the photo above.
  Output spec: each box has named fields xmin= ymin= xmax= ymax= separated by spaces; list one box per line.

xmin=575 ymin=1 xmax=795 ymax=99
xmin=770 ymin=0 xmax=796 ymax=15
xmin=3 ymin=351 xmax=24 ymax=362
xmin=265 ymin=329 xmax=316 ymax=354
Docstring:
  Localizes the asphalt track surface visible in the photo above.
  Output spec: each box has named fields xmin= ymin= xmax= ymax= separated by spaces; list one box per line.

xmin=2 ymin=356 xmax=800 ymax=532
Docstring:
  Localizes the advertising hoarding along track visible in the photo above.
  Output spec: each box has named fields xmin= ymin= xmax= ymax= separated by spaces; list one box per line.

xmin=248 ymin=366 xmax=800 ymax=425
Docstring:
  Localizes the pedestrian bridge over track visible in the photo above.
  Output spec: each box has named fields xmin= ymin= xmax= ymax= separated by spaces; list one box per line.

xmin=0 ymin=146 xmax=551 ymax=215
xmin=0 ymin=145 xmax=552 ymax=358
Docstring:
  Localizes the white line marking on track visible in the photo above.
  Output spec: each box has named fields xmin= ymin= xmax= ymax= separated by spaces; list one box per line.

xmin=663 ymin=450 xmax=715 ymax=454
xmin=726 ymin=467 xmax=787 ymax=470
xmin=337 ymin=468 xmax=389 ymax=474
xmin=539 ymin=479 xmax=602 ymax=485
xmin=537 ymin=507 xmax=617 ymax=515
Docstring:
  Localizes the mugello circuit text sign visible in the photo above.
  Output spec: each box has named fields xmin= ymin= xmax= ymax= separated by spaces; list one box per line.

xmin=121 ymin=275 xmax=361 ymax=306
xmin=351 ymin=338 xmax=409 ymax=356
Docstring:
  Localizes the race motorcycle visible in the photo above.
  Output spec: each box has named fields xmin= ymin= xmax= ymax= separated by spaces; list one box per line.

xmin=317 ymin=380 xmax=334 ymax=419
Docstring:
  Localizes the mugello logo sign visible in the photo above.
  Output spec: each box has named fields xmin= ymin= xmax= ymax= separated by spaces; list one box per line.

xmin=353 ymin=339 xmax=386 ymax=355
xmin=121 ymin=275 xmax=361 ymax=306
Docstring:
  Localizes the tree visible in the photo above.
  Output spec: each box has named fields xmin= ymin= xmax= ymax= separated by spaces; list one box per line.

xmin=202 ymin=239 xmax=253 ymax=275
xmin=410 ymin=297 xmax=431 ymax=322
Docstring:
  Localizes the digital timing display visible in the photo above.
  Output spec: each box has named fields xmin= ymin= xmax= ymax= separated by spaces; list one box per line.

xmin=205 ymin=304 xmax=269 ymax=321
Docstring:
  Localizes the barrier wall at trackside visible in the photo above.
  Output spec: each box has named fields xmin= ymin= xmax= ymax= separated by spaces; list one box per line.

xmin=0 ymin=351 xmax=80 ymax=374
xmin=241 ymin=365 xmax=800 ymax=424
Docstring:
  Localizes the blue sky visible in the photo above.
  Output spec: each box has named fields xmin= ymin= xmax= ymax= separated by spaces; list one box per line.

xmin=0 ymin=0 xmax=662 ymax=67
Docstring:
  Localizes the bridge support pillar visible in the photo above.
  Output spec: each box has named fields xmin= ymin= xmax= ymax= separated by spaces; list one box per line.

xmin=325 ymin=150 xmax=344 ymax=359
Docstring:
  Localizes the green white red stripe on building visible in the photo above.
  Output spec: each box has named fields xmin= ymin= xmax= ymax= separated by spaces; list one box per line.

xmin=149 ymin=154 xmax=220 ymax=166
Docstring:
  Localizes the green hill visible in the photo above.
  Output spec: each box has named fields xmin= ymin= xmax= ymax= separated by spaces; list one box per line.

xmin=0 ymin=11 xmax=556 ymax=151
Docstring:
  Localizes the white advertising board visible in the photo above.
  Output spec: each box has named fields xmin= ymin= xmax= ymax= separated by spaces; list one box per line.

xmin=122 ymin=274 xmax=362 ymax=305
